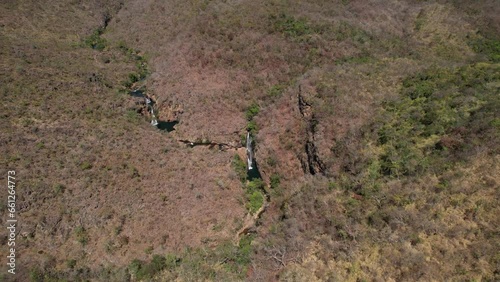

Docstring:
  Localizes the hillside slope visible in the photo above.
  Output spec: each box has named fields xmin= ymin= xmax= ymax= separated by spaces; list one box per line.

xmin=0 ymin=0 xmax=498 ymax=281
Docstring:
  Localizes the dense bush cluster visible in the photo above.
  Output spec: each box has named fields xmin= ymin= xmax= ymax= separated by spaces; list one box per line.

xmin=377 ymin=63 xmax=500 ymax=177
xmin=84 ymin=27 xmax=107 ymax=51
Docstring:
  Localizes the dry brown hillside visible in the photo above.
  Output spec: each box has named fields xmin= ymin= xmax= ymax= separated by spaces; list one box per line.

xmin=0 ymin=0 xmax=499 ymax=281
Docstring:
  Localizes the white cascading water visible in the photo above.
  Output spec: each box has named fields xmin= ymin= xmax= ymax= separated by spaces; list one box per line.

xmin=246 ymin=132 xmax=253 ymax=170
xmin=148 ymin=99 xmax=158 ymax=126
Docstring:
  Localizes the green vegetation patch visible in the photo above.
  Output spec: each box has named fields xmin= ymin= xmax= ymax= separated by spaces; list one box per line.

xmin=245 ymin=103 xmax=260 ymax=134
xmin=271 ymin=13 xmax=314 ymax=39
xmin=246 ymin=179 xmax=265 ymax=214
xmin=336 ymin=54 xmax=372 ymax=65
xmin=74 ymin=226 xmax=89 ymax=245
xmin=270 ymin=174 xmax=280 ymax=189
xmin=245 ymin=103 xmax=260 ymax=120
xmin=469 ymin=36 xmax=500 ymax=62
xmin=124 ymin=236 xmax=254 ymax=280
xmin=231 ymin=154 xmax=265 ymax=214
xmin=84 ymin=27 xmax=107 ymax=51
xmin=128 ymin=255 xmax=166 ymax=281
xmin=118 ymin=41 xmax=149 ymax=83
xmin=333 ymin=21 xmax=372 ymax=44
xmin=125 ymin=109 xmax=141 ymax=124
xmin=246 ymin=120 xmax=258 ymax=135
xmin=267 ymin=84 xmax=287 ymax=98
xmin=232 ymin=154 xmax=247 ymax=183
xmin=116 ymin=41 xmax=150 ymax=89
xmin=376 ymin=62 xmax=500 ymax=177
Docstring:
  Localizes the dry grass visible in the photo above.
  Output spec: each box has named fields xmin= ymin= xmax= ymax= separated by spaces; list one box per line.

xmin=1 ymin=0 xmax=499 ymax=281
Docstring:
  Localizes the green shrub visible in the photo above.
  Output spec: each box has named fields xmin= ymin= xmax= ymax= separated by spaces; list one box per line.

xmin=336 ymin=55 xmax=371 ymax=65
xmin=75 ymin=226 xmax=89 ymax=245
xmin=84 ymin=28 xmax=107 ymax=51
xmin=240 ymin=133 xmax=247 ymax=147
xmin=334 ymin=21 xmax=372 ymax=44
xmin=214 ymin=236 xmax=254 ymax=275
xmin=128 ymin=255 xmax=166 ymax=280
xmin=328 ymin=181 xmax=337 ymax=191
xmin=29 ymin=268 xmax=43 ymax=282
xmin=80 ymin=162 xmax=92 ymax=170
xmin=247 ymin=178 xmax=264 ymax=191
xmin=246 ymin=179 xmax=265 ymax=214
xmin=266 ymin=156 xmax=277 ymax=167
xmin=165 ymin=254 xmax=181 ymax=270
xmin=128 ymin=73 xmax=139 ymax=84
xmin=144 ymin=246 xmax=153 ymax=255
xmin=232 ymin=154 xmax=247 ymax=183
xmin=246 ymin=120 xmax=258 ymax=134
xmin=149 ymin=255 xmax=166 ymax=274
xmin=245 ymin=103 xmax=260 ymax=120
xmin=268 ymin=84 xmax=285 ymax=97
xmin=117 ymin=40 xmax=128 ymax=51
xmin=236 ymin=235 xmax=253 ymax=265
xmin=118 ymin=43 xmax=150 ymax=88
xmin=53 ymin=184 xmax=65 ymax=194
xmin=270 ymin=174 xmax=280 ymax=189
xmin=470 ymin=37 xmax=500 ymax=62
xmin=36 ymin=142 xmax=44 ymax=150
xmin=66 ymin=259 xmax=77 ymax=269
xmin=122 ymin=80 xmax=133 ymax=88
xmin=271 ymin=13 xmax=313 ymax=39
xmin=128 ymin=259 xmax=143 ymax=276
xmin=247 ymin=191 xmax=264 ymax=214
xmin=125 ymin=110 xmax=140 ymax=124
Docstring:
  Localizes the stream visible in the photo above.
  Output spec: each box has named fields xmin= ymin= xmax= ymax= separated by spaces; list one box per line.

xmin=129 ymin=89 xmax=267 ymax=244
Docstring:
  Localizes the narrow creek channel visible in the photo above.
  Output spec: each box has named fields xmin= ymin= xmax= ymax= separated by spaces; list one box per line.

xmin=233 ymin=131 xmax=269 ymax=244
xmin=246 ymin=132 xmax=262 ymax=181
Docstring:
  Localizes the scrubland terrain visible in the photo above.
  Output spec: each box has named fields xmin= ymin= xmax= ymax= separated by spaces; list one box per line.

xmin=0 ymin=0 xmax=499 ymax=281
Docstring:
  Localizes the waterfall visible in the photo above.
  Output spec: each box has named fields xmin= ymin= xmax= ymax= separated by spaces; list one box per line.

xmin=246 ymin=132 xmax=254 ymax=170
xmin=149 ymin=103 xmax=158 ymax=126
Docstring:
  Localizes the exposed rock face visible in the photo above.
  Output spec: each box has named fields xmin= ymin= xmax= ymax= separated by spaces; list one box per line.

xmin=298 ymin=88 xmax=313 ymax=118
xmin=304 ymin=140 xmax=325 ymax=175
xmin=178 ymin=139 xmax=241 ymax=151
xmin=298 ymin=86 xmax=325 ymax=175
xmin=158 ymin=100 xmax=183 ymax=122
